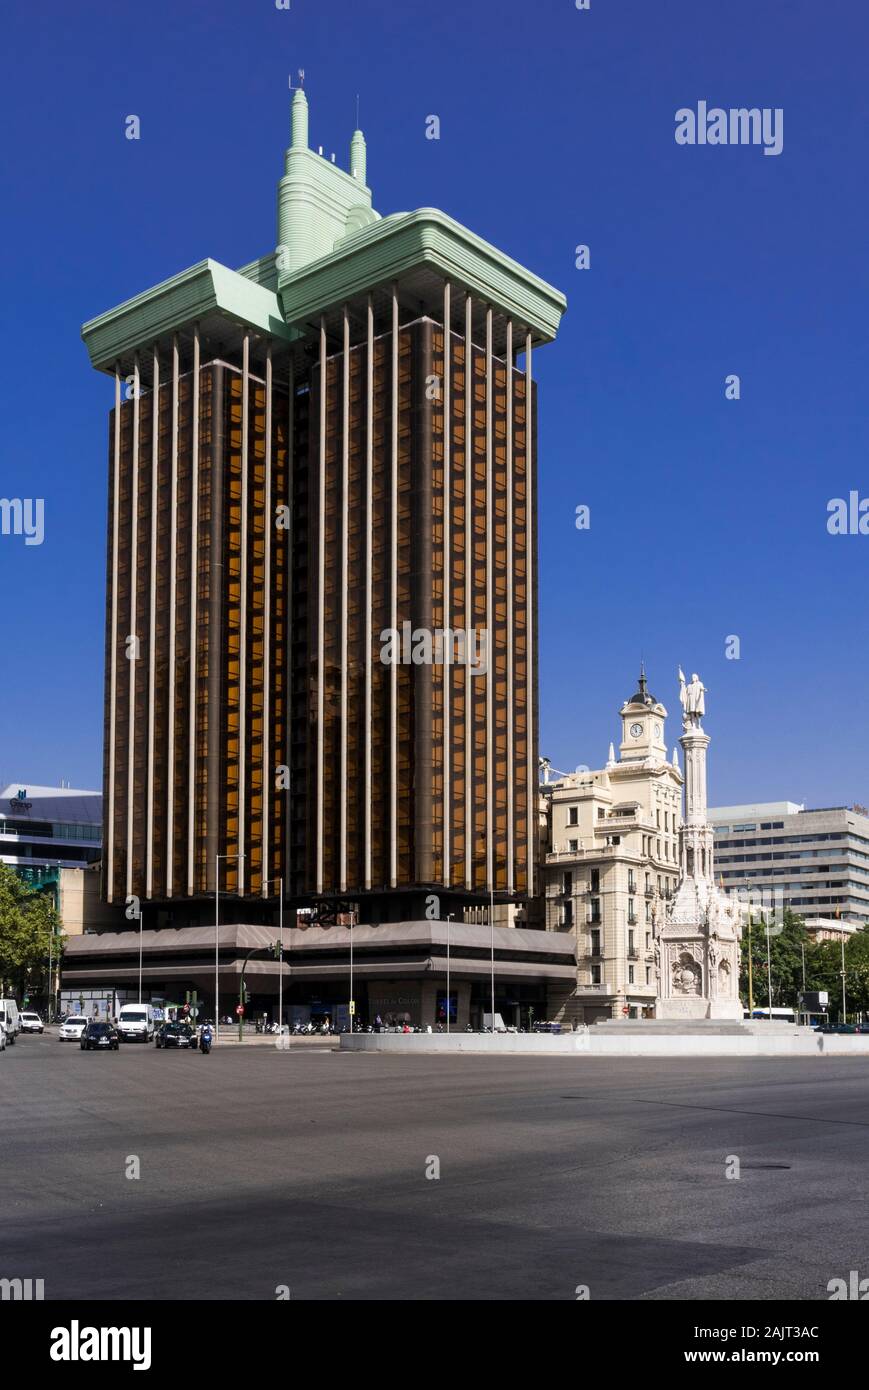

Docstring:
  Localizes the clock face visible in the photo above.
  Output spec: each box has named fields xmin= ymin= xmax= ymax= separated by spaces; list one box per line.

xmin=654 ymin=723 xmax=661 ymax=738
xmin=630 ymin=723 xmax=643 ymax=738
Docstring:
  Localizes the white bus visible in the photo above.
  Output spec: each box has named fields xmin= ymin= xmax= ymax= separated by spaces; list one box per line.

xmin=744 ymin=1007 xmax=796 ymax=1024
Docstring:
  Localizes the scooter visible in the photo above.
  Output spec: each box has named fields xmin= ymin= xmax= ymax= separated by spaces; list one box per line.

xmin=199 ymin=1028 xmax=213 ymax=1054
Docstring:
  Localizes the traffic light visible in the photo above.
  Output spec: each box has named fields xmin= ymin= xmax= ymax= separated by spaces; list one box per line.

xmin=244 ymin=989 xmax=251 ymax=1004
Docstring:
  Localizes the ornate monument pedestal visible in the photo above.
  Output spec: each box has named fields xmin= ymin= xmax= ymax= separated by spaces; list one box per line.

xmin=653 ymin=670 xmax=743 ymax=1023
xmin=656 ymin=931 xmax=743 ymax=1022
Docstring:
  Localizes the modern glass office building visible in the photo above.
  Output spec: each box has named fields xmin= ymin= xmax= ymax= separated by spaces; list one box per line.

xmin=82 ymin=91 xmax=565 ymax=930
xmin=709 ymin=801 xmax=869 ymax=926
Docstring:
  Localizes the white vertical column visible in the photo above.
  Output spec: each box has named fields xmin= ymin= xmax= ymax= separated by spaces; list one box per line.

xmin=316 ymin=317 xmax=326 ymax=894
xmin=442 ymin=283 xmax=452 ymax=889
xmin=186 ymin=325 xmax=200 ymax=896
xmin=107 ymin=367 xmax=121 ymax=902
xmin=146 ymin=348 xmax=159 ymax=899
xmin=485 ymin=307 xmax=494 ymax=897
xmin=261 ymin=345 xmax=273 ymax=896
xmin=364 ymin=295 xmax=373 ymax=890
xmin=165 ymin=335 xmax=180 ymax=898
xmin=340 ymin=305 xmax=350 ymax=892
xmin=390 ymin=284 xmax=399 ymax=888
xmin=238 ymin=331 xmax=250 ymax=897
xmin=524 ymin=333 xmax=534 ymax=899
xmin=284 ymin=354 xmax=295 ymax=896
xmin=464 ymin=294 xmax=473 ymax=890
xmin=505 ymin=320 xmax=514 ymax=895
xmin=125 ymin=354 xmax=141 ymax=901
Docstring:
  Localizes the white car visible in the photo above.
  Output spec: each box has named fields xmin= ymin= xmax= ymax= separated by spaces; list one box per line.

xmin=18 ymin=1011 xmax=44 ymax=1034
xmin=59 ymin=1016 xmax=89 ymax=1042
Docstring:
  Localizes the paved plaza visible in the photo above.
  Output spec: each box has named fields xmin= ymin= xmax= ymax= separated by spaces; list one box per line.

xmin=5 ymin=1034 xmax=868 ymax=1301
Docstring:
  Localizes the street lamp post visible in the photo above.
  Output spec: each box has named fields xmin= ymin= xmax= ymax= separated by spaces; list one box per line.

xmin=263 ymin=877 xmax=285 ymax=1033
xmin=747 ymin=908 xmax=754 ymax=1015
xmin=766 ymin=910 xmax=773 ymax=1016
xmin=445 ymin=913 xmax=453 ymax=1034
xmin=348 ymin=914 xmax=354 ymax=1033
xmin=489 ymin=884 xmax=495 ymax=1031
xmin=138 ymin=906 xmax=144 ymax=1005
xmin=841 ymin=935 xmax=847 ymax=1025
xmin=215 ymin=852 xmax=245 ymax=1043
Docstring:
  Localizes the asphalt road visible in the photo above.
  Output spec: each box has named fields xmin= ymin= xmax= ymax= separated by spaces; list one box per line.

xmin=5 ymin=1030 xmax=869 ymax=1300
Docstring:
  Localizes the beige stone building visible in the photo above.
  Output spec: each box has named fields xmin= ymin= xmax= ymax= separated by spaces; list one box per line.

xmin=541 ymin=670 xmax=683 ymax=1023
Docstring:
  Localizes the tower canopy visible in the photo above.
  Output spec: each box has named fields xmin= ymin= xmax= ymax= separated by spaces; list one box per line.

xmin=626 ymin=664 xmax=657 ymax=708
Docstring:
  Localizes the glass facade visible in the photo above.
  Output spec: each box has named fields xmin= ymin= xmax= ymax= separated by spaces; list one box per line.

xmin=104 ymin=356 xmax=289 ymax=905
xmin=302 ymin=306 xmax=537 ymax=907
xmin=102 ymin=293 xmax=538 ymax=917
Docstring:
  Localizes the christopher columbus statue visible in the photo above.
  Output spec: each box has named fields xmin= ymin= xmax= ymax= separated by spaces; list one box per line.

xmin=678 ymin=667 xmax=707 ymax=729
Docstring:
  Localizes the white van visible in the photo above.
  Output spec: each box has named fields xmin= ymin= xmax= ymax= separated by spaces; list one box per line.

xmin=117 ymin=1003 xmax=155 ymax=1043
xmin=0 ymin=1000 xmax=20 ymax=1043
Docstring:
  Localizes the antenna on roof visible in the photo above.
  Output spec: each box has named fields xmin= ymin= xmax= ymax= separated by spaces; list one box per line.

xmin=298 ymin=68 xmax=305 ymax=88
xmin=356 ymin=93 xmax=360 ymax=127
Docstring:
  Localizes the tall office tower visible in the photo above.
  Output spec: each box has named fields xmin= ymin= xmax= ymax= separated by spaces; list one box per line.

xmin=83 ymin=90 xmax=565 ymax=923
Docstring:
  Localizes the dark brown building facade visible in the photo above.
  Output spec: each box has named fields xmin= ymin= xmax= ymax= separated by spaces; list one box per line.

xmin=298 ymin=300 xmax=537 ymax=915
xmin=87 ymin=96 xmax=564 ymax=926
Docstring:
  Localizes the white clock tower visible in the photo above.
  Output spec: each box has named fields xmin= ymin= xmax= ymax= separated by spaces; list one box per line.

xmin=618 ymin=665 xmax=668 ymax=763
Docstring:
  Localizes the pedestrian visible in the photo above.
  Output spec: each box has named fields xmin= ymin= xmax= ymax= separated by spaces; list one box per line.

xmin=374 ymin=1013 xmax=382 ymax=1033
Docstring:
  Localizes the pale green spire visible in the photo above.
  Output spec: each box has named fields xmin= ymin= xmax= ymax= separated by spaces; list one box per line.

xmin=291 ymin=88 xmax=308 ymax=149
xmin=350 ymin=128 xmax=367 ymax=184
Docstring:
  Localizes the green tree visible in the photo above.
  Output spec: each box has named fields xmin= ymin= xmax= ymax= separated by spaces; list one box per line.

xmin=739 ymin=907 xmax=810 ymax=1009
xmin=810 ymin=931 xmax=869 ymax=1022
xmin=0 ymin=864 xmax=64 ymax=1000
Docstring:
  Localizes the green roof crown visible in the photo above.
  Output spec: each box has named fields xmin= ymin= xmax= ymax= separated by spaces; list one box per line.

xmin=276 ymin=89 xmax=377 ymax=284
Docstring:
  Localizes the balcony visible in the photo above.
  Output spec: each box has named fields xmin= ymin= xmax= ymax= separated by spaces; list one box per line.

xmin=546 ymin=845 xmax=623 ymax=864
xmin=627 ymin=948 xmax=640 ymax=960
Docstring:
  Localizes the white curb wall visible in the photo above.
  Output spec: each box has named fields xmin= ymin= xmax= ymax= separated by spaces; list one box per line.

xmin=339 ymin=1032 xmax=869 ymax=1058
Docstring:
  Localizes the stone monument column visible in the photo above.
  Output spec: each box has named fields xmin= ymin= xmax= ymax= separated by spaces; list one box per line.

xmin=655 ymin=669 xmax=743 ymax=1021
xmin=679 ymin=728 xmax=714 ymax=883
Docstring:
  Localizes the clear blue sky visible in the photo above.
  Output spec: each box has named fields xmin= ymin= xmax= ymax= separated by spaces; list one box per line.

xmin=2 ymin=0 xmax=867 ymax=809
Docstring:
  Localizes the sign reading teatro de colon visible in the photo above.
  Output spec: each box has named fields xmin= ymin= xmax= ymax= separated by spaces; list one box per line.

xmin=653 ymin=668 xmax=744 ymax=1022
xmin=379 ymin=623 xmax=488 ymax=676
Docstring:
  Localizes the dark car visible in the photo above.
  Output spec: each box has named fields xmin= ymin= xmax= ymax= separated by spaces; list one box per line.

xmin=80 ymin=1021 xmax=120 ymax=1051
xmin=155 ymin=1022 xmax=198 ymax=1050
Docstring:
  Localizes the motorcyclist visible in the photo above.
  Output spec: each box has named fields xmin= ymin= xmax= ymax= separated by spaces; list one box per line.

xmin=200 ymin=1022 xmax=213 ymax=1054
